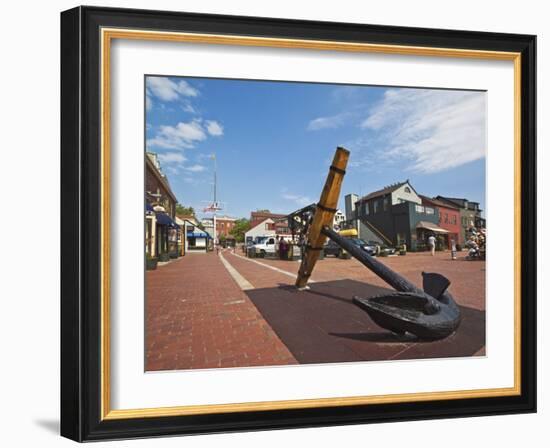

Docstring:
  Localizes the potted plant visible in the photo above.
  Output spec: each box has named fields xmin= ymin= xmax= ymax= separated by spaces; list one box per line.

xmin=146 ymin=254 xmax=158 ymax=270
xmin=159 ymin=252 xmax=170 ymax=262
xmin=399 ymin=243 xmax=407 ymax=256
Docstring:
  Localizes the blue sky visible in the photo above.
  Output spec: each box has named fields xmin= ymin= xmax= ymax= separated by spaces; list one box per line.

xmin=145 ymin=76 xmax=486 ymax=219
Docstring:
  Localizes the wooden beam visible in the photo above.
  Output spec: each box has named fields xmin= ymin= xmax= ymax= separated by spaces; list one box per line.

xmin=295 ymin=146 xmax=349 ymax=289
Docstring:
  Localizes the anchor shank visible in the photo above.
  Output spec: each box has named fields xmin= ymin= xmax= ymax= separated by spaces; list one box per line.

xmin=321 ymin=226 xmax=423 ymax=295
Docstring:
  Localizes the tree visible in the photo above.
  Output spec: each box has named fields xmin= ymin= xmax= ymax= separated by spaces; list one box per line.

xmin=229 ymin=218 xmax=251 ymax=243
xmin=176 ymin=203 xmax=195 ymax=216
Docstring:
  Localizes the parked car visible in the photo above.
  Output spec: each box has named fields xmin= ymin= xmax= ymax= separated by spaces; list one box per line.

xmin=323 ymin=238 xmax=377 ymax=258
xmin=378 ymin=245 xmax=397 ymax=256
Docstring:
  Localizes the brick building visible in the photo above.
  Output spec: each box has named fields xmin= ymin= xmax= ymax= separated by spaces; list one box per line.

xmin=215 ymin=215 xmax=237 ymax=238
xmin=250 ymin=211 xmax=290 ymax=235
xmin=420 ymin=195 xmax=462 ymax=247
xmin=435 ymin=196 xmax=485 ymax=243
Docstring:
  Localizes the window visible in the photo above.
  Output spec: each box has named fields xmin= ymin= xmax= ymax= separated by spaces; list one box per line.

xmin=444 ymin=213 xmax=448 ymax=223
xmin=415 ymin=204 xmax=424 ymax=213
xmin=383 ymin=197 xmax=389 ymax=211
xmin=364 ymin=202 xmax=370 ymax=215
xmin=404 ymin=186 xmax=411 ymax=193
xmin=373 ymin=200 xmax=379 ymax=213
xmin=265 ymin=223 xmax=269 ymax=230
xmin=451 ymin=215 xmax=457 ymax=225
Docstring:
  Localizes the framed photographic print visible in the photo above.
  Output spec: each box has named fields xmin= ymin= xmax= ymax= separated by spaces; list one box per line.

xmin=60 ymin=6 xmax=536 ymax=442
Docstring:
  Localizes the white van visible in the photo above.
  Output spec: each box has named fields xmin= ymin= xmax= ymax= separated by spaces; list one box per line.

xmin=252 ymin=236 xmax=277 ymax=256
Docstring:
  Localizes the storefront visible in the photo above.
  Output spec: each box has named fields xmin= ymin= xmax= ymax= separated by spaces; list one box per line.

xmin=155 ymin=212 xmax=180 ymax=260
xmin=416 ymin=220 xmax=450 ymax=251
xmin=145 ymin=203 xmax=156 ymax=257
xmin=181 ymin=219 xmax=212 ymax=253
xmin=186 ymin=229 xmax=212 ymax=252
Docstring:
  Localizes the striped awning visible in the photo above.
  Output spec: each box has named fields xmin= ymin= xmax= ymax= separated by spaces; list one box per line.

xmin=416 ymin=221 xmax=449 ymax=234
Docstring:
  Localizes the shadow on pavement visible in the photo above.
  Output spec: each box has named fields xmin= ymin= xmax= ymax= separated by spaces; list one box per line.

xmin=246 ymin=279 xmax=485 ymax=364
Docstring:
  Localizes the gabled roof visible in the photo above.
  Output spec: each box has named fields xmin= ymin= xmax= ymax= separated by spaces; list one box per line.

xmin=435 ymin=196 xmax=482 ymax=212
xmin=420 ymin=195 xmax=460 ymax=210
xmin=250 ymin=211 xmax=287 ymax=222
xmin=246 ymin=217 xmax=275 ymax=233
xmin=359 ymin=180 xmax=411 ymax=201
xmin=176 ymin=214 xmax=198 ymax=222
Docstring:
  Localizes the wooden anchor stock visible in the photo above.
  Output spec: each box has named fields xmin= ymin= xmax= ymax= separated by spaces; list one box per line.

xmin=295 ymin=146 xmax=350 ymax=289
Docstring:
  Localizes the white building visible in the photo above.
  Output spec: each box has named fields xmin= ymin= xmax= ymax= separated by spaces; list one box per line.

xmin=333 ymin=209 xmax=346 ymax=229
xmin=244 ymin=218 xmax=276 ymax=244
xmin=182 ymin=219 xmax=212 ymax=253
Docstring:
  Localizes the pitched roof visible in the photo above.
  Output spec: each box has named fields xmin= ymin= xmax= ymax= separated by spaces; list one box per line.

xmin=360 ymin=180 xmax=408 ymax=201
xmin=247 ymin=217 xmax=275 ymax=233
xmin=419 ymin=195 xmax=460 ymax=210
xmin=250 ymin=211 xmax=287 ymax=220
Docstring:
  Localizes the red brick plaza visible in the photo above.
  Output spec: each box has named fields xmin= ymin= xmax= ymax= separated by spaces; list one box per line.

xmin=146 ymin=250 xmax=485 ymax=371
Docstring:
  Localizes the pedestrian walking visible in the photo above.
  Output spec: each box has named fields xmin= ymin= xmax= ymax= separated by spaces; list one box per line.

xmin=428 ymin=234 xmax=436 ymax=256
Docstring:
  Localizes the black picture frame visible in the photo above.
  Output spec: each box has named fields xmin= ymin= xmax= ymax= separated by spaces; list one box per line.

xmin=61 ymin=5 xmax=536 ymax=442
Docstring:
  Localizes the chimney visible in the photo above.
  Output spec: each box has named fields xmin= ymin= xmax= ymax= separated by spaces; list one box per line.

xmin=345 ymin=193 xmax=359 ymax=221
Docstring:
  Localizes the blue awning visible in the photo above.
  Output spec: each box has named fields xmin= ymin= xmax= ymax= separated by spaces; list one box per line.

xmin=156 ymin=212 xmax=179 ymax=228
xmin=187 ymin=231 xmax=211 ymax=239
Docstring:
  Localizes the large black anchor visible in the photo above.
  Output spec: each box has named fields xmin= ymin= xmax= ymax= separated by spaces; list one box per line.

xmin=321 ymin=226 xmax=461 ymax=340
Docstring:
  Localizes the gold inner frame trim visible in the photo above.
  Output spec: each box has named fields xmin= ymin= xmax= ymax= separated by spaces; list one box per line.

xmin=100 ymin=27 xmax=522 ymax=421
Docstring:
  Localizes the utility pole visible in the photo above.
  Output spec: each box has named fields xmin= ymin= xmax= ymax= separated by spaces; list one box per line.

xmin=203 ymin=153 xmax=222 ymax=251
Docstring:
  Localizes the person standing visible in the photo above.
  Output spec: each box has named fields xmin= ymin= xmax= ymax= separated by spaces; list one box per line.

xmin=450 ymin=238 xmax=457 ymax=260
xmin=279 ymin=238 xmax=287 ymax=260
xmin=428 ymin=234 xmax=436 ymax=256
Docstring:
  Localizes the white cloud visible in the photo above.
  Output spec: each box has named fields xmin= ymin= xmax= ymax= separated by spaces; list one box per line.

xmin=185 ymin=164 xmax=206 ymax=172
xmin=282 ymin=193 xmax=313 ymax=207
xmin=361 ymin=89 xmax=486 ymax=173
xmin=181 ymin=100 xmax=197 ymax=114
xmin=154 ymin=154 xmax=206 ymax=177
xmin=157 ymin=152 xmax=186 ymax=164
xmin=146 ymin=119 xmax=207 ymax=150
xmin=307 ymin=112 xmax=349 ymax=131
xmin=146 ymin=77 xmax=199 ymax=102
xmin=205 ymin=120 xmax=224 ymax=136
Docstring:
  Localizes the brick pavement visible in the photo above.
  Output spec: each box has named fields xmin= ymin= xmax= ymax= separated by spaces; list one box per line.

xmin=224 ymin=250 xmax=486 ymax=363
xmin=145 ymin=253 xmax=297 ymax=371
xmin=146 ymin=249 xmax=485 ymax=371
